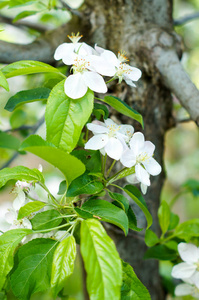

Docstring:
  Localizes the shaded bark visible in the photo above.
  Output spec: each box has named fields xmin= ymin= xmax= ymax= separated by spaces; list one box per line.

xmin=77 ymin=1 xmax=175 ymax=299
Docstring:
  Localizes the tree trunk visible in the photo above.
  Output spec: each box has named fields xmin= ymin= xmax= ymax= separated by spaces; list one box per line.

xmin=76 ymin=0 xmax=176 ymax=299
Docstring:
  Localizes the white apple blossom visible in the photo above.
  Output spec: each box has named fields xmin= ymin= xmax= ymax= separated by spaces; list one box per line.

xmin=126 ymin=173 xmax=148 ymax=195
xmin=120 ymin=132 xmax=161 ymax=187
xmin=54 ymin=34 xmax=116 ymax=99
xmin=85 ymin=118 xmax=134 ymax=160
xmin=54 ymin=32 xmax=94 ymax=64
xmin=95 ymin=45 xmax=142 ymax=87
xmin=174 ymin=273 xmax=199 ymax=298
xmin=0 ymin=194 xmax=31 ymax=234
xmin=172 ymin=243 xmax=199 ymax=280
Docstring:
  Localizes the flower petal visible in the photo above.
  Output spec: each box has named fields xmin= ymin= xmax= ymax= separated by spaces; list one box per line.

xmin=87 ymin=123 xmax=108 ymax=134
xmin=191 ymin=272 xmax=199 ymax=288
xmin=178 ymin=243 xmax=199 ymax=264
xmin=104 ymin=137 xmax=124 ymax=160
xmin=13 ymin=191 xmax=26 ymax=211
xmin=124 ymin=79 xmax=136 ymax=87
xmin=126 ymin=174 xmax=138 ymax=184
xmin=64 ymin=73 xmax=88 ymax=99
xmin=120 ymin=149 xmax=136 ymax=168
xmin=171 ymin=262 xmax=196 ymax=279
xmin=119 ymin=124 xmax=134 ymax=140
xmin=135 ymin=164 xmax=150 ymax=186
xmin=85 ymin=134 xmax=108 ymax=150
xmin=83 ymin=71 xmax=107 ymax=94
xmin=88 ymin=55 xmax=116 ymax=76
xmin=54 ymin=43 xmax=75 ymax=60
xmin=175 ymin=283 xmax=194 ymax=296
xmin=143 ymin=141 xmax=155 ymax=157
xmin=142 ymin=157 xmax=162 ymax=176
xmin=126 ymin=66 xmax=142 ymax=81
xmin=141 ymin=183 xmax=148 ymax=194
xmin=129 ymin=132 xmax=145 ymax=154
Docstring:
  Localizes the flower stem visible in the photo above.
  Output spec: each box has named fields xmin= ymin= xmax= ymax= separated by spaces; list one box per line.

xmin=38 ymin=182 xmax=59 ymax=206
xmin=106 ymin=160 xmax=116 ymax=177
xmin=106 ymin=167 xmax=127 ymax=185
xmin=33 ymin=222 xmax=74 ymax=233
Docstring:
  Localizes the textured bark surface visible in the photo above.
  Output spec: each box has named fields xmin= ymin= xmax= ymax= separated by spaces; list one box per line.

xmin=77 ymin=1 xmax=175 ymax=299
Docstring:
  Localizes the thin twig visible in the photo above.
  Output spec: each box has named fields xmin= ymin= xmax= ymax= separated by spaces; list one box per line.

xmin=174 ymin=12 xmax=199 ymax=26
xmin=59 ymin=0 xmax=82 ymax=18
xmin=0 ymin=14 xmax=50 ymax=32
xmin=176 ymin=118 xmax=192 ymax=123
xmin=0 ymin=116 xmax=45 ymax=170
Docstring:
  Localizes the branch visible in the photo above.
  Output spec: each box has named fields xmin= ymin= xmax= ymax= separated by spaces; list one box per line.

xmin=174 ymin=12 xmax=199 ymax=26
xmin=0 ymin=17 xmax=81 ymax=64
xmin=59 ymin=0 xmax=83 ymax=18
xmin=154 ymin=48 xmax=199 ymax=125
xmin=0 ymin=14 xmax=50 ymax=32
xmin=0 ymin=116 xmax=45 ymax=170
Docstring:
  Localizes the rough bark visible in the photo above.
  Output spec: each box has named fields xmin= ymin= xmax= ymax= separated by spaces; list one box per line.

xmin=78 ymin=1 xmax=175 ymax=299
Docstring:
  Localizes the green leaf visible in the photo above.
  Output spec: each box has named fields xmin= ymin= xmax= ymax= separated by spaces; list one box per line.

xmin=13 ymin=10 xmax=38 ymax=22
xmin=111 ymin=166 xmax=135 ymax=182
xmin=66 ymin=172 xmax=103 ymax=197
xmin=108 ymin=191 xmax=129 ymax=212
xmin=0 ymin=166 xmax=44 ymax=189
xmin=18 ymin=201 xmax=46 ymax=220
xmin=168 ymin=212 xmax=179 ymax=231
xmin=58 ymin=180 xmax=67 ymax=195
xmin=46 ymin=81 xmax=94 ymax=152
xmin=0 ymin=1 xmax=9 ymax=9
xmin=10 ymin=238 xmax=57 ymax=299
xmin=0 ymin=70 xmax=9 ymax=91
xmin=144 ymin=245 xmax=177 ymax=260
xmin=127 ymin=206 xmax=143 ymax=232
xmin=93 ymin=103 xmax=109 ymax=120
xmin=9 ymin=0 xmax=36 ymax=7
xmin=0 ymin=132 xmax=21 ymax=150
xmin=76 ymin=199 xmax=128 ymax=235
xmin=51 ymin=235 xmax=76 ymax=297
xmin=10 ymin=109 xmax=27 ymax=128
xmin=158 ymin=201 xmax=170 ymax=235
xmin=183 ymin=179 xmax=199 ymax=197
xmin=121 ymin=260 xmax=151 ymax=300
xmin=174 ymin=219 xmax=199 ymax=242
xmin=80 ymin=219 xmax=122 ymax=300
xmin=124 ymin=185 xmax=153 ymax=229
xmin=145 ymin=229 xmax=159 ymax=247
xmin=31 ymin=210 xmax=62 ymax=231
xmin=4 ymin=88 xmax=51 ymax=112
xmin=19 ymin=135 xmax=85 ymax=186
xmin=102 ymin=96 xmax=144 ymax=128
xmin=1 ymin=60 xmax=63 ymax=79
xmin=71 ymin=149 xmax=101 ymax=173
xmin=0 ymin=229 xmax=32 ymax=290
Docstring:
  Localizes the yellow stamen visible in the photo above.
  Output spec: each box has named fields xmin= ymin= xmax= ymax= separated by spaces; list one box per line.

xmin=67 ymin=32 xmax=83 ymax=44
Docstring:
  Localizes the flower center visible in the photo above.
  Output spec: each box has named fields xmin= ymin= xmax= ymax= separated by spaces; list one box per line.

xmin=136 ymin=152 xmax=150 ymax=164
xmin=67 ymin=32 xmax=83 ymax=44
xmin=107 ymin=124 xmax=121 ymax=138
xmin=72 ymin=57 xmax=90 ymax=73
xmin=118 ymin=51 xmax=129 ymax=63
xmin=115 ymin=63 xmax=132 ymax=82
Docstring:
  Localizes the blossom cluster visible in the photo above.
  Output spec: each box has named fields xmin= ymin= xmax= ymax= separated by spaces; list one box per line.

xmin=84 ymin=118 xmax=161 ymax=194
xmin=171 ymin=243 xmax=199 ymax=298
xmin=54 ymin=33 xmax=142 ymax=99
xmin=0 ymin=166 xmax=65 ymax=242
